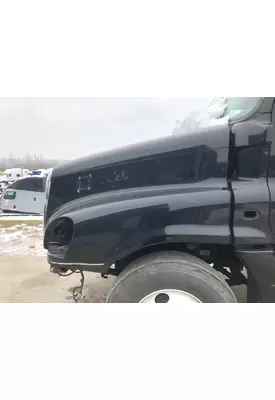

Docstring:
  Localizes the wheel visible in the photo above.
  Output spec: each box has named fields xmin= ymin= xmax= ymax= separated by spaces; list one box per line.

xmin=106 ymin=251 xmax=237 ymax=303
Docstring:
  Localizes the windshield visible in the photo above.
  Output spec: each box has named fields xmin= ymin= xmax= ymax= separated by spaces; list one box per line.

xmin=209 ymin=97 xmax=261 ymax=120
xmin=173 ymin=97 xmax=262 ymax=135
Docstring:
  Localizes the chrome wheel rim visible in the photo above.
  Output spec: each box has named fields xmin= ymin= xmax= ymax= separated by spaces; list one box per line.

xmin=140 ymin=289 xmax=201 ymax=303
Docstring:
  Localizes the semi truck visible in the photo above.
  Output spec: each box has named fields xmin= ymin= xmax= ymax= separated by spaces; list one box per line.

xmin=1 ymin=168 xmax=29 ymax=183
xmin=43 ymin=97 xmax=275 ymax=303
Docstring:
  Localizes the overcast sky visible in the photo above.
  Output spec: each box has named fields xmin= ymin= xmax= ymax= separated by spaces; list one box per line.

xmin=0 ymin=98 xmax=209 ymax=160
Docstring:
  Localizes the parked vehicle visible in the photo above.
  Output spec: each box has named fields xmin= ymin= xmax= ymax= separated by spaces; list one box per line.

xmin=43 ymin=97 xmax=275 ymax=303
xmin=2 ymin=168 xmax=29 ymax=182
xmin=27 ymin=169 xmax=47 ymax=176
xmin=1 ymin=175 xmax=46 ymax=214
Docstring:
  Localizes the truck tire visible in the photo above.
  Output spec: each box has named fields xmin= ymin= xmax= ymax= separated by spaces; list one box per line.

xmin=106 ymin=251 xmax=237 ymax=303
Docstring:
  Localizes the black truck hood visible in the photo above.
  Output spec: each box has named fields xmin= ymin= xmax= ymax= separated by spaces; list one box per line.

xmin=45 ymin=123 xmax=230 ymax=222
xmin=52 ymin=123 xmax=230 ymax=179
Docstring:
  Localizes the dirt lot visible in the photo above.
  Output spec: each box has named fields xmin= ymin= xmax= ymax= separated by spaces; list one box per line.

xmin=0 ymin=256 xmax=115 ymax=303
xmin=0 ymin=222 xmax=114 ymax=302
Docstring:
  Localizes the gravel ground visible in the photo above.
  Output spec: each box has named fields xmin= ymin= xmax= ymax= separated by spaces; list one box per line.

xmin=0 ymin=223 xmax=247 ymax=303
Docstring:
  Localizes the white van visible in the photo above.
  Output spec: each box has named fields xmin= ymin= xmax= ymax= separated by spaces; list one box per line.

xmin=0 ymin=176 xmax=46 ymax=214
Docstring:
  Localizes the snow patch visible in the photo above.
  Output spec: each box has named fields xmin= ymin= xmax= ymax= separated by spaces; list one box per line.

xmin=0 ymin=215 xmax=43 ymax=221
xmin=0 ymin=224 xmax=46 ymax=256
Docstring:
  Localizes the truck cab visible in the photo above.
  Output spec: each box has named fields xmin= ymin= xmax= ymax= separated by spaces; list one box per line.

xmin=43 ymin=97 xmax=275 ymax=303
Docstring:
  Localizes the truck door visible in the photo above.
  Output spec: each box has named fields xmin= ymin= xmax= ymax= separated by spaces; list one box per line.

xmin=231 ymin=143 xmax=271 ymax=247
xmin=229 ymin=99 xmax=275 ymax=247
xmin=267 ymin=105 xmax=275 ymax=235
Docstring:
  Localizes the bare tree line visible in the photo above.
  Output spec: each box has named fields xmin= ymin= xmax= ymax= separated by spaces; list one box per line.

xmin=0 ymin=154 xmax=63 ymax=171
